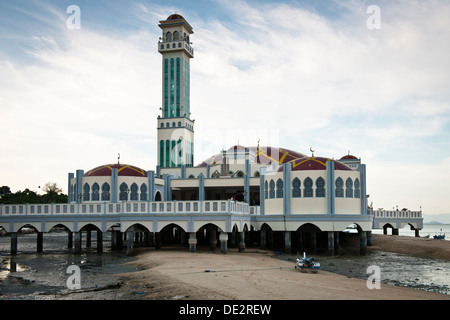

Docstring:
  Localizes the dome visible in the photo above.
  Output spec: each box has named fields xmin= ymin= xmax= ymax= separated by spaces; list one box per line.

xmin=340 ymin=154 xmax=358 ymax=160
xmin=277 ymin=157 xmax=354 ymax=172
xmin=195 ymin=146 xmax=307 ymax=167
xmin=84 ymin=164 xmax=148 ymax=177
xmin=167 ymin=14 xmax=184 ymax=20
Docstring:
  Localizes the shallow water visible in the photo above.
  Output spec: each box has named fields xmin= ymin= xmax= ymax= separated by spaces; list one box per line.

xmin=0 ymin=232 xmax=140 ymax=300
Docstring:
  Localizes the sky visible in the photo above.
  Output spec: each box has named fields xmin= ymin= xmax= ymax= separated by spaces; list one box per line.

xmin=0 ymin=0 xmax=449 ymax=215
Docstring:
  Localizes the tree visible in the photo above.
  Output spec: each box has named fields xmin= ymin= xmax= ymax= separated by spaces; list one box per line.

xmin=42 ymin=182 xmax=66 ymax=203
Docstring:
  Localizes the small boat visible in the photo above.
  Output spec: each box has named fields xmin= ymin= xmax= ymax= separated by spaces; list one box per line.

xmin=433 ymin=234 xmax=445 ymax=240
xmin=295 ymin=252 xmax=320 ymax=273
xmin=422 ymin=234 xmax=430 ymax=238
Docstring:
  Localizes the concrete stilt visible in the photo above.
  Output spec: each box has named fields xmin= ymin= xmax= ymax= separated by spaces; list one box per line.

xmin=327 ymin=231 xmax=334 ymax=256
xmin=209 ymin=228 xmax=217 ymax=250
xmin=126 ymin=231 xmax=134 ymax=254
xmin=97 ymin=231 xmax=103 ymax=253
xmin=334 ymin=232 xmax=340 ymax=254
xmin=284 ymin=231 xmax=291 ymax=253
xmin=68 ymin=231 xmax=73 ymax=249
xmin=392 ymin=228 xmax=399 ymax=236
xmin=74 ymin=232 xmax=82 ymax=253
xmin=189 ymin=232 xmax=197 ymax=253
xmin=310 ymin=232 xmax=317 ymax=254
xmin=155 ymin=232 xmax=161 ymax=249
xmin=260 ymin=229 xmax=266 ymax=249
xmin=86 ymin=230 xmax=91 ymax=248
xmin=37 ymin=232 xmax=43 ymax=253
xmin=230 ymin=231 xmax=236 ymax=248
xmin=360 ymin=231 xmax=367 ymax=256
xmin=238 ymin=232 xmax=245 ymax=252
xmin=219 ymin=232 xmax=228 ymax=254
xmin=415 ymin=229 xmax=420 ymax=237
xmin=180 ymin=230 xmax=186 ymax=246
xmin=111 ymin=231 xmax=118 ymax=250
xmin=10 ymin=232 xmax=18 ymax=255
xmin=367 ymin=231 xmax=372 ymax=246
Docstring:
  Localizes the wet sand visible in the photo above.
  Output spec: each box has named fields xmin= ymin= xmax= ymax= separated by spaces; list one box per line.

xmin=118 ymin=234 xmax=450 ymax=300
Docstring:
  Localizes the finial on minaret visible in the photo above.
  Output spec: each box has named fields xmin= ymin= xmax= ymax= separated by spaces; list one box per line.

xmin=118 ymin=153 xmax=120 ymax=165
xmin=310 ymin=147 xmax=315 ymax=158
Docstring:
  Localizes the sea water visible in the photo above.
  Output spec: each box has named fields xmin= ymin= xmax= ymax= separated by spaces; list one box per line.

xmin=372 ymin=223 xmax=450 ymax=240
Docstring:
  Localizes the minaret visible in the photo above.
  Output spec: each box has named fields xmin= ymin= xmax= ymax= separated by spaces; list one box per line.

xmin=157 ymin=14 xmax=195 ymax=169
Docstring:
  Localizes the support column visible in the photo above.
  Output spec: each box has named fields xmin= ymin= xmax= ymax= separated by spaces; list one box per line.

xmin=392 ymin=228 xmax=399 ymax=236
xmin=415 ymin=229 xmax=420 ymax=237
xmin=334 ymin=232 xmax=340 ymax=254
xmin=74 ymin=232 xmax=82 ymax=254
xmin=310 ymin=232 xmax=317 ymax=254
xmin=97 ymin=231 xmax=103 ymax=253
xmin=326 ymin=231 xmax=334 ymax=256
xmin=219 ymin=232 xmax=228 ymax=254
xmin=230 ymin=231 xmax=236 ymax=248
xmin=189 ymin=232 xmax=197 ymax=253
xmin=180 ymin=230 xmax=186 ymax=246
xmin=260 ymin=229 xmax=266 ymax=249
xmin=367 ymin=231 xmax=372 ymax=246
xmin=284 ymin=231 xmax=291 ymax=253
xmin=10 ymin=232 xmax=18 ymax=255
xmin=238 ymin=232 xmax=245 ymax=252
xmin=360 ymin=231 xmax=367 ymax=256
xmin=86 ymin=230 xmax=91 ymax=248
xmin=37 ymin=232 xmax=43 ymax=253
xmin=68 ymin=231 xmax=73 ymax=249
xmin=155 ymin=232 xmax=161 ymax=249
xmin=209 ymin=228 xmax=217 ymax=250
xmin=126 ymin=231 xmax=134 ymax=254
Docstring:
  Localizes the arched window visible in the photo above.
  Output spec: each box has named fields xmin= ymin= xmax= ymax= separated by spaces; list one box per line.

xmin=161 ymin=123 xmax=164 ymax=128
xmin=119 ymin=183 xmax=129 ymax=201
xmin=130 ymin=183 xmax=138 ymax=201
xmin=316 ymin=177 xmax=325 ymax=198
xmin=346 ymin=178 xmax=353 ymax=198
xmin=276 ymin=178 xmax=283 ymax=198
xmin=155 ymin=191 xmax=162 ymax=201
xmin=254 ymin=171 xmax=260 ymax=177
xmin=304 ymin=177 xmax=313 ymax=198
xmin=236 ymin=171 xmax=244 ymax=178
xmin=173 ymin=31 xmax=179 ymax=40
xmin=101 ymin=183 xmax=110 ymax=201
xmin=292 ymin=177 xmax=301 ymax=198
xmin=92 ymin=183 xmax=99 ymax=201
xmin=165 ymin=140 xmax=170 ymax=167
xmin=264 ymin=180 xmax=268 ymax=199
xmin=335 ymin=177 xmax=344 ymax=198
xmin=166 ymin=31 xmax=172 ymax=42
xmin=140 ymin=184 xmax=147 ymax=201
xmin=354 ymin=178 xmax=361 ymax=198
xmin=83 ymin=183 xmax=90 ymax=201
xmin=160 ymin=140 xmax=164 ymax=168
xmin=269 ymin=179 xmax=275 ymax=199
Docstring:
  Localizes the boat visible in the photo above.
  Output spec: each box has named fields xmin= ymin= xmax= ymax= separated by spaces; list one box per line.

xmin=422 ymin=234 xmax=430 ymax=238
xmin=295 ymin=252 xmax=320 ymax=273
xmin=433 ymin=234 xmax=445 ymax=240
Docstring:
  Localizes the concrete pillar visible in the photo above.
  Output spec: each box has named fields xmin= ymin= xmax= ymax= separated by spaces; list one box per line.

xmin=415 ymin=229 xmax=420 ymax=237
xmin=219 ymin=232 xmax=228 ymax=254
xmin=189 ymin=232 xmax=197 ymax=253
xmin=284 ymin=231 xmax=291 ymax=253
xmin=209 ymin=228 xmax=217 ymax=250
xmin=155 ymin=232 xmax=161 ymax=249
xmin=97 ymin=231 xmax=103 ymax=253
xmin=86 ymin=230 xmax=91 ymax=248
xmin=180 ymin=230 xmax=186 ymax=246
xmin=10 ymin=232 xmax=18 ymax=255
xmin=260 ymin=229 xmax=266 ymax=249
xmin=74 ymin=232 xmax=82 ymax=253
xmin=238 ymin=232 xmax=245 ymax=252
xmin=111 ymin=231 xmax=118 ymax=250
xmin=310 ymin=232 xmax=317 ymax=254
xmin=326 ymin=231 xmax=334 ymax=256
xmin=68 ymin=231 xmax=73 ymax=249
xmin=37 ymin=232 xmax=43 ymax=253
xmin=230 ymin=231 xmax=236 ymax=248
xmin=367 ymin=231 xmax=372 ymax=246
xmin=297 ymin=230 xmax=303 ymax=253
xmin=126 ymin=231 xmax=134 ymax=254
xmin=360 ymin=231 xmax=367 ymax=256
xmin=334 ymin=232 xmax=340 ymax=254
xmin=392 ymin=228 xmax=399 ymax=236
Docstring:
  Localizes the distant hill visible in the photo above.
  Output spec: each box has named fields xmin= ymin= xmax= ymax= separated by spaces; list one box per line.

xmin=423 ymin=213 xmax=450 ymax=224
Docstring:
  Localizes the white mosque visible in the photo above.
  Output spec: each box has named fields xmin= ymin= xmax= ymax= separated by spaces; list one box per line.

xmin=1 ymin=14 xmax=422 ymax=256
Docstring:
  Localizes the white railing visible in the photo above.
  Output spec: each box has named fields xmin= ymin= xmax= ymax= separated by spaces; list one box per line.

xmin=0 ymin=200 xmax=252 ymax=217
xmin=368 ymin=208 xmax=422 ymax=219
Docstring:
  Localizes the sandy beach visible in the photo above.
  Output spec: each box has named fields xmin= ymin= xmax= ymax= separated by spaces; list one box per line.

xmin=116 ymin=234 xmax=450 ymax=300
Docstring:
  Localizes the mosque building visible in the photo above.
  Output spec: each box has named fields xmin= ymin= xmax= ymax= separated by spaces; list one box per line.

xmin=65 ymin=14 xmax=375 ymax=255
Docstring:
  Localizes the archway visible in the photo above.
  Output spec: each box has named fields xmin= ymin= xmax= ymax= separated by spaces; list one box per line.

xmin=155 ymin=191 xmax=162 ymax=201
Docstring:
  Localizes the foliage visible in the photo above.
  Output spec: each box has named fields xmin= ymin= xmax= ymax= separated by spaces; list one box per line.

xmin=0 ymin=183 xmax=67 ymax=204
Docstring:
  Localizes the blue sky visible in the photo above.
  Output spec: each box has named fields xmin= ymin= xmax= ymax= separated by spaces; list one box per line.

xmin=1 ymin=0 xmax=449 ymax=215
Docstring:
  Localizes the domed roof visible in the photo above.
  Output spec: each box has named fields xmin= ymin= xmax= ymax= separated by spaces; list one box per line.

xmin=167 ymin=14 xmax=184 ymax=20
xmin=84 ymin=164 xmax=147 ymax=177
xmin=195 ymin=146 xmax=307 ymax=167
xmin=277 ymin=157 xmax=354 ymax=172
xmin=340 ymin=154 xmax=358 ymax=160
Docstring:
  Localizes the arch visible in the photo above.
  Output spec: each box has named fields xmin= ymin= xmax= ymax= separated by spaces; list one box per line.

xmin=269 ymin=179 xmax=275 ymax=199
xmin=253 ymin=171 xmax=260 ymax=177
xmin=297 ymin=222 xmax=322 ymax=233
xmin=264 ymin=180 xmax=268 ymax=199
xmin=79 ymin=222 xmax=102 ymax=232
xmin=316 ymin=177 xmax=325 ymax=198
xmin=165 ymin=31 xmax=172 ymax=41
xmin=140 ymin=184 xmax=148 ymax=201
xmin=194 ymin=222 xmax=225 ymax=233
xmin=101 ymin=182 xmax=110 ymax=201
xmin=106 ymin=223 xmax=121 ymax=232
xmin=304 ymin=177 xmax=313 ymax=198
xmin=158 ymin=222 xmax=186 ymax=233
xmin=0 ymin=223 xmax=10 ymax=233
xmin=155 ymin=191 xmax=162 ymax=201
xmin=354 ymin=178 xmax=361 ymax=198
xmin=173 ymin=31 xmax=179 ymax=41
xmin=83 ymin=183 xmax=90 ymax=201
xmin=276 ymin=178 xmax=283 ymax=198
xmin=14 ymin=223 xmax=42 ymax=233
xmin=335 ymin=177 xmax=344 ymax=198
xmin=119 ymin=182 xmax=129 ymax=201
xmin=236 ymin=170 xmax=244 ymax=178
xmin=130 ymin=182 xmax=139 ymax=201
xmin=46 ymin=222 xmax=74 ymax=232
xmin=292 ymin=177 xmax=301 ymax=198
xmin=345 ymin=178 xmax=353 ymax=198
xmin=124 ymin=222 xmax=152 ymax=233
xmin=92 ymin=183 xmax=100 ymax=201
